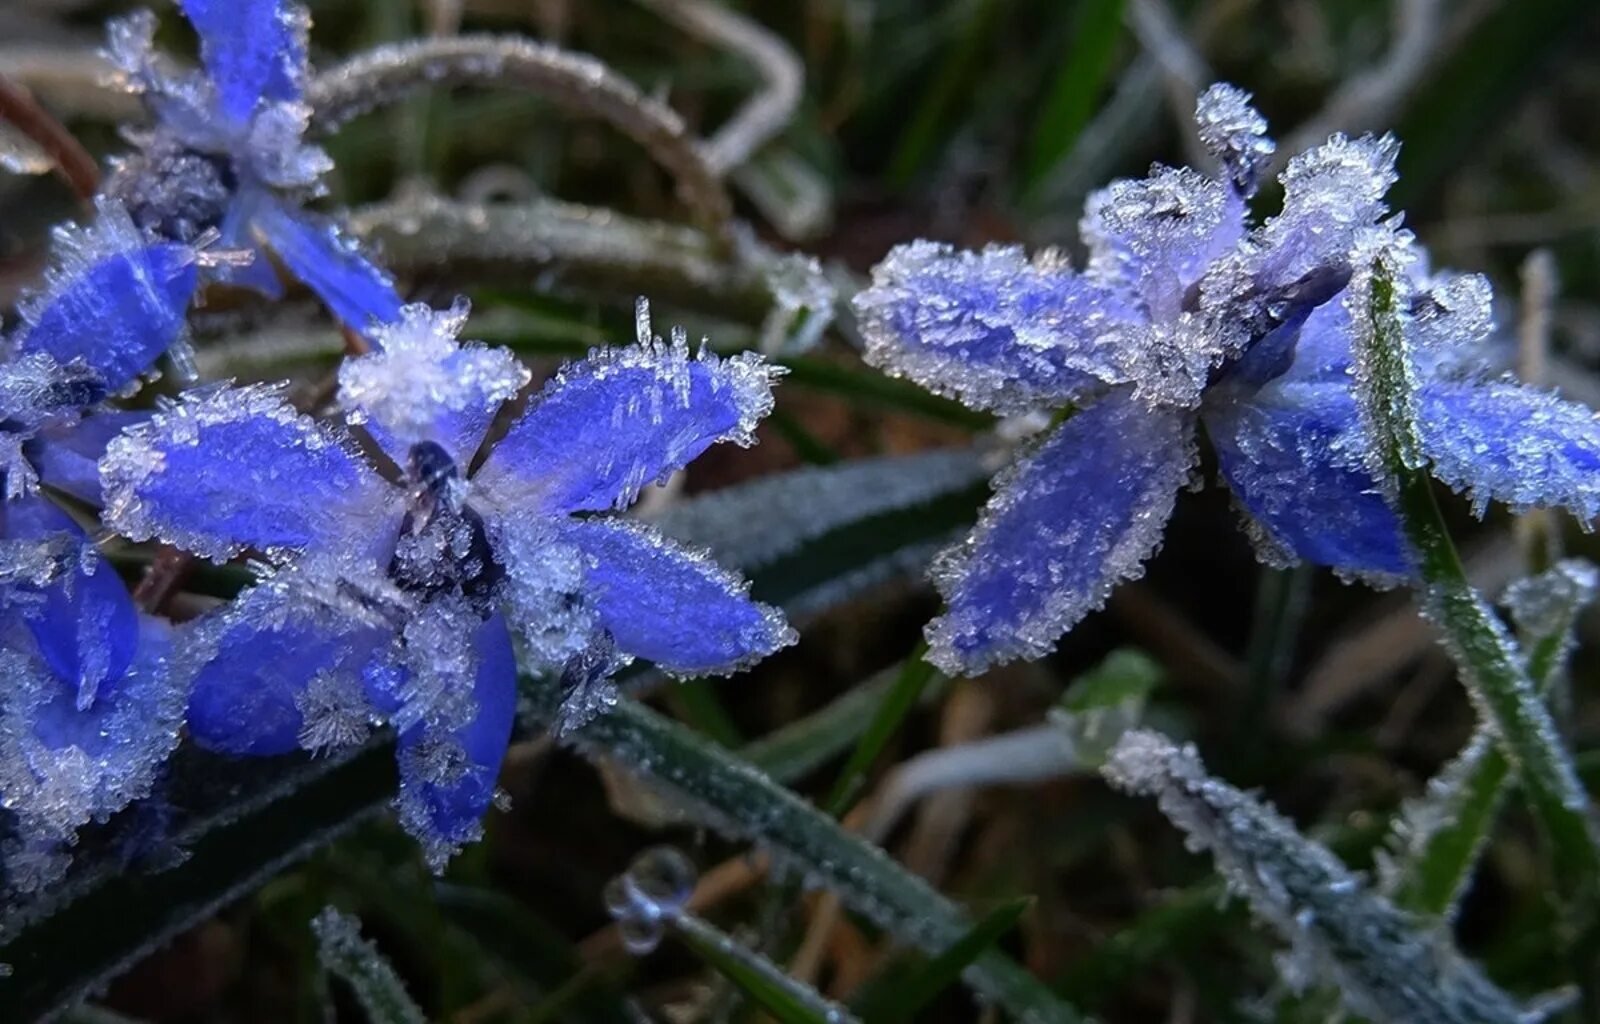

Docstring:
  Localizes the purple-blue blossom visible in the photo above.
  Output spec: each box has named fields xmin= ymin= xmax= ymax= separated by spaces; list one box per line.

xmin=102 ymin=0 xmax=404 ymax=335
xmin=854 ymin=83 xmax=1600 ymax=676
xmin=100 ymin=299 xmax=795 ymax=867
xmin=0 ymin=205 xmax=195 ymax=892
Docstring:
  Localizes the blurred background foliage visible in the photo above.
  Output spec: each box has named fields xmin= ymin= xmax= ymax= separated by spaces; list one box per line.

xmin=5 ymin=0 xmax=1600 ymax=1021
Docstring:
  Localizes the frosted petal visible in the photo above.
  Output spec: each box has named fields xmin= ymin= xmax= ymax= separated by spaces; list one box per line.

xmin=14 ymin=202 xmax=198 ymax=392
xmin=1 ymin=495 xmax=139 ymax=709
xmin=474 ymin=306 xmax=778 ymax=516
xmin=927 ymin=389 xmax=1197 ymax=675
xmin=1418 ymin=380 xmax=1600 ymax=522
xmin=392 ymin=611 xmax=517 ymax=871
xmin=339 ymin=299 xmax=530 ymax=468
xmin=1204 ymin=377 xmax=1408 ymax=577
xmin=0 ymin=617 xmax=182 ymax=893
xmin=488 ymin=516 xmax=598 ymax=670
xmin=182 ymin=577 xmax=391 ymax=755
xmin=1254 ymin=133 xmax=1400 ymax=292
xmin=1194 ymin=83 xmax=1274 ymax=196
xmin=101 ymin=383 xmax=399 ymax=564
xmin=559 ymin=517 xmax=795 ymax=676
xmin=853 ymin=241 xmax=1138 ymax=415
xmin=252 ymin=201 xmax=404 ymax=335
xmin=178 ymin=0 xmax=308 ymax=126
xmin=27 ymin=411 xmax=149 ymax=507
xmin=1081 ymin=165 xmax=1245 ymax=322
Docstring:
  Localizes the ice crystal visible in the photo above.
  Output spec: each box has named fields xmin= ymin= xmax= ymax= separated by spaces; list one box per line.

xmin=101 ymin=0 xmax=403 ymax=334
xmin=1195 ymin=83 xmax=1275 ymax=195
xmin=603 ymin=845 xmax=697 ymax=955
xmin=312 ymin=907 xmax=428 ymax=1024
xmin=857 ymin=80 xmax=1600 ymax=674
xmin=1104 ymin=731 xmax=1543 ymax=1024
xmin=104 ymin=298 xmax=791 ymax=865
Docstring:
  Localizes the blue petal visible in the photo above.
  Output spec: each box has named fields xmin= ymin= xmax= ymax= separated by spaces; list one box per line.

xmin=28 ymin=411 xmax=149 ymax=506
xmin=473 ymin=336 xmax=777 ymax=516
xmin=1419 ymin=379 xmax=1600 ymax=522
xmin=100 ymin=384 xmax=399 ymax=564
xmin=16 ymin=234 xmax=198 ymax=392
xmin=179 ymin=0 xmax=307 ymax=125
xmin=0 ymin=615 xmax=183 ymax=876
xmin=1 ymin=494 xmax=138 ymax=706
xmin=853 ymin=241 xmax=1140 ymax=415
xmin=926 ymin=390 xmax=1197 ymax=675
xmin=1205 ymin=377 xmax=1409 ymax=577
xmin=185 ymin=581 xmax=389 ymax=755
xmin=556 ymin=517 xmax=793 ymax=675
xmin=1081 ymin=166 xmax=1246 ymax=321
xmin=252 ymin=201 xmax=404 ymax=335
xmin=209 ymin=191 xmax=286 ymax=297
xmin=392 ymin=612 xmax=517 ymax=870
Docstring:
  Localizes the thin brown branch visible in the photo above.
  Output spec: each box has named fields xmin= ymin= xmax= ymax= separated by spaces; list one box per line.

xmin=0 ymin=72 xmax=98 ymax=201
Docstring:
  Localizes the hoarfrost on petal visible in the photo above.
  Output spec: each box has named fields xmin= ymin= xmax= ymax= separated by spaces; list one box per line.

xmin=178 ymin=0 xmax=309 ymax=126
xmin=1081 ymin=165 xmax=1245 ymax=322
xmin=1194 ymin=83 xmax=1275 ymax=196
xmin=1254 ymin=133 xmax=1401 ymax=293
xmin=487 ymin=515 xmax=599 ymax=670
xmin=1417 ymin=379 xmax=1600 ymax=522
xmin=252 ymin=201 xmax=405 ymax=335
xmin=474 ymin=302 xmax=779 ymax=516
xmin=100 ymin=383 xmax=399 ymax=564
xmin=182 ymin=573 xmax=394 ymax=755
xmin=27 ymin=412 xmax=150 ymax=508
xmin=14 ymin=200 xmax=198 ymax=393
xmin=0 ymin=618 xmax=183 ymax=893
xmin=552 ymin=631 xmax=625 ymax=737
xmin=853 ymin=241 xmax=1138 ymax=415
xmin=1204 ymin=376 xmax=1408 ymax=578
xmin=927 ymin=389 xmax=1197 ymax=675
xmin=339 ymin=299 xmax=530 ymax=467
xmin=391 ymin=611 xmax=517 ymax=872
xmin=559 ymin=517 xmax=795 ymax=677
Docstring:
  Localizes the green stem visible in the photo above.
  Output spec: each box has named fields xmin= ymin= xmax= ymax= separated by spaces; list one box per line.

xmin=1363 ymin=256 xmax=1600 ymax=901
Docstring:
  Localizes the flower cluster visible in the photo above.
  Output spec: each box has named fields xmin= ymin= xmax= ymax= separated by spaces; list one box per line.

xmin=855 ymin=84 xmax=1600 ymax=676
xmin=0 ymin=0 xmax=791 ymax=886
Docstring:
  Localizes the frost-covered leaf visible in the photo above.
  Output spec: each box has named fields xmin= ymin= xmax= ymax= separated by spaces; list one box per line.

xmin=473 ymin=300 xmax=778 ymax=516
xmin=928 ymin=389 xmax=1196 ymax=675
xmin=1103 ymin=730 xmax=1543 ymax=1024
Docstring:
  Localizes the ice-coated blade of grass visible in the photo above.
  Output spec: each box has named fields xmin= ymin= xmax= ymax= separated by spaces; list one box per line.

xmin=1103 ymin=730 xmax=1545 ymax=1024
xmin=1383 ymin=560 xmax=1598 ymax=918
xmin=1354 ymin=248 xmax=1600 ymax=901
xmin=532 ymin=674 xmax=1086 ymax=1024
xmin=312 ymin=907 xmax=428 ymax=1024
xmin=672 ymin=913 xmax=860 ymax=1024
xmin=850 ymin=896 xmax=1032 ymax=1022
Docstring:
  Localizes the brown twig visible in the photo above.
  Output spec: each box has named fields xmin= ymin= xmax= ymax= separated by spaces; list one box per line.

xmin=0 ymin=72 xmax=98 ymax=202
xmin=132 ymin=546 xmax=196 ymax=615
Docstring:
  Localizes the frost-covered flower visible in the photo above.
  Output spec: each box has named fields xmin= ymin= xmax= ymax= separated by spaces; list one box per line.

xmin=102 ymin=0 xmax=402 ymax=334
xmin=0 ymin=206 xmax=194 ymax=891
xmin=855 ymin=83 xmax=1600 ymax=676
xmin=101 ymin=299 xmax=795 ymax=867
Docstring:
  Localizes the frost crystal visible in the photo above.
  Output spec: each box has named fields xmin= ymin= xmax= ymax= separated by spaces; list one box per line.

xmin=1194 ymin=83 xmax=1275 ymax=195
xmin=312 ymin=907 xmax=428 ymax=1024
xmin=1104 ymin=730 xmax=1542 ymax=1024
xmin=111 ymin=297 xmax=790 ymax=866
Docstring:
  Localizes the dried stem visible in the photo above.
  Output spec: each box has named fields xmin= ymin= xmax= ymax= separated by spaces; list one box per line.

xmin=0 ymin=73 xmax=98 ymax=201
xmin=305 ymin=36 xmax=733 ymax=234
xmin=637 ymin=0 xmax=804 ymax=175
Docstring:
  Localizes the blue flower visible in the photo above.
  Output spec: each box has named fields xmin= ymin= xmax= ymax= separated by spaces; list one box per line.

xmin=854 ymin=83 xmax=1600 ymax=676
xmin=101 ymin=300 xmax=795 ymax=866
xmin=0 ymin=206 xmax=194 ymax=891
xmin=102 ymin=0 xmax=403 ymax=334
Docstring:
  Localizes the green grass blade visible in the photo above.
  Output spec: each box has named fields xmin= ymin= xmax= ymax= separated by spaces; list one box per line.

xmin=1019 ymin=0 xmax=1126 ymax=198
xmin=825 ymin=648 xmax=941 ymax=815
xmin=853 ymin=897 xmax=1031 ymax=1022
